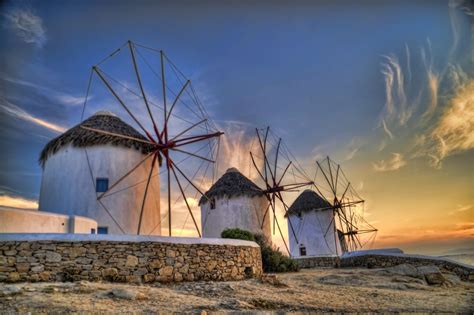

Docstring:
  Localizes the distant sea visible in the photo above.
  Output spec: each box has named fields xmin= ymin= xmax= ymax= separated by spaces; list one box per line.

xmin=439 ymin=254 xmax=474 ymax=266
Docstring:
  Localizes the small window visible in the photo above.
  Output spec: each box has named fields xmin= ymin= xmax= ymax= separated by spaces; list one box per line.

xmin=96 ymin=178 xmax=109 ymax=193
xmin=91 ymin=228 xmax=96 ymax=234
xmin=210 ymin=198 xmax=216 ymax=210
xmin=97 ymin=226 xmax=108 ymax=234
xmin=299 ymin=244 xmax=307 ymax=256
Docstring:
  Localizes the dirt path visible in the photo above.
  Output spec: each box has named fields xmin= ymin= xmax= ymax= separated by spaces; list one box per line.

xmin=1 ymin=268 xmax=472 ymax=313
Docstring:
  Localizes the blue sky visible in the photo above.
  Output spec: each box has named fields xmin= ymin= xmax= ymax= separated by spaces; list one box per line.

xmin=0 ymin=0 xmax=472 ymax=255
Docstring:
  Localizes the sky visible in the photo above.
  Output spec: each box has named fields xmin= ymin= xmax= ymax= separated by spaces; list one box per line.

xmin=0 ymin=0 xmax=472 ymax=256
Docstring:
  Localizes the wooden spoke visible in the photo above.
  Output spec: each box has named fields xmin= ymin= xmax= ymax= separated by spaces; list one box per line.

xmin=171 ymin=160 xmax=207 ymax=196
xmin=80 ymin=126 xmax=155 ymax=145
xmin=128 ymin=41 xmax=161 ymax=142
xmin=272 ymin=193 xmax=276 ymax=235
xmin=137 ymin=153 xmax=158 ymax=234
xmin=92 ymin=66 xmax=156 ymax=142
xmin=277 ymin=161 xmax=292 ymax=186
xmin=327 ymin=157 xmax=336 ymax=195
xmin=260 ymin=202 xmax=272 ymax=229
xmin=250 ymin=152 xmax=269 ymax=188
xmin=170 ymin=119 xmax=207 ymax=141
xmin=173 ymin=131 xmax=224 ymax=147
xmin=334 ymin=164 xmax=340 ymax=195
xmin=276 ymin=191 xmax=299 ymax=244
xmin=170 ymin=164 xmax=201 ymax=237
xmin=165 ymin=80 xmax=190 ymax=125
xmin=98 ymin=151 xmax=155 ymax=200
xmin=160 ymin=50 xmax=168 ymax=142
xmin=273 ymin=138 xmax=281 ymax=184
xmin=269 ymin=201 xmax=290 ymax=256
xmin=316 ymin=160 xmax=336 ymax=195
xmin=340 ymin=182 xmax=351 ymax=202
xmin=165 ymin=155 xmax=172 ymax=236
xmin=170 ymin=148 xmax=215 ymax=163
xmin=324 ymin=212 xmax=336 ymax=238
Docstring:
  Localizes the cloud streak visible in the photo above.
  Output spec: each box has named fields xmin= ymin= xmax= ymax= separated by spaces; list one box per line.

xmin=0 ymin=100 xmax=67 ymax=133
xmin=376 ymin=2 xmax=473 ymax=169
xmin=373 ymin=153 xmax=406 ymax=172
xmin=0 ymin=192 xmax=38 ymax=210
xmin=3 ymin=7 xmax=46 ymax=48
xmin=420 ymin=44 xmax=440 ymax=119
xmin=2 ymin=76 xmax=87 ymax=106
xmin=429 ymin=80 xmax=474 ymax=167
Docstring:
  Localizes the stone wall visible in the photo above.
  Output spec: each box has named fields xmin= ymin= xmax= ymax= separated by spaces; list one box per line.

xmin=340 ymin=254 xmax=474 ymax=281
xmin=295 ymin=256 xmax=340 ymax=268
xmin=0 ymin=234 xmax=262 ymax=283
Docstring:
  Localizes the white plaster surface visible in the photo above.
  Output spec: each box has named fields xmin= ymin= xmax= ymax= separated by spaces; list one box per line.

xmin=0 ymin=207 xmax=97 ymax=233
xmin=70 ymin=216 xmax=98 ymax=233
xmin=288 ymin=209 xmax=342 ymax=258
xmin=0 ymin=233 xmax=260 ymax=248
xmin=39 ymin=144 xmax=161 ymax=235
xmin=201 ymin=195 xmax=271 ymax=241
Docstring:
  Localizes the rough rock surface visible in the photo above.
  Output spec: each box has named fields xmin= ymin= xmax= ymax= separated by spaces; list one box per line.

xmin=417 ymin=265 xmax=446 ymax=285
xmin=0 ymin=240 xmax=262 ymax=283
xmin=386 ymin=263 xmax=420 ymax=278
xmin=340 ymin=254 xmax=473 ymax=281
xmin=0 ymin=268 xmax=472 ymax=313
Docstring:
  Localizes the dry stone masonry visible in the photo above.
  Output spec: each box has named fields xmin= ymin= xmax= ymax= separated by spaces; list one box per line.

xmin=341 ymin=254 xmax=474 ymax=281
xmin=295 ymin=256 xmax=340 ymax=268
xmin=0 ymin=235 xmax=262 ymax=283
xmin=294 ymin=254 xmax=473 ymax=282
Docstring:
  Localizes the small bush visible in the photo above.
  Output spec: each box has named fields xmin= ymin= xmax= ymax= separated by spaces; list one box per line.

xmin=221 ymin=229 xmax=299 ymax=273
xmin=221 ymin=228 xmax=255 ymax=242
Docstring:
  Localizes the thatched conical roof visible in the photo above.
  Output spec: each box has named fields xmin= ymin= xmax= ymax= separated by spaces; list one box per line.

xmin=199 ymin=167 xmax=264 ymax=205
xmin=39 ymin=111 xmax=159 ymax=167
xmin=285 ymin=189 xmax=332 ymax=217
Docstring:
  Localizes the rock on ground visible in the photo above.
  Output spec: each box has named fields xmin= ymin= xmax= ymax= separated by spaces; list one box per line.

xmin=0 ymin=268 xmax=472 ymax=313
xmin=417 ymin=265 xmax=446 ymax=285
xmin=385 ymin=264 xmax=420 ymax=278
xmin=107 ymin=288 xmax=147 ymax=300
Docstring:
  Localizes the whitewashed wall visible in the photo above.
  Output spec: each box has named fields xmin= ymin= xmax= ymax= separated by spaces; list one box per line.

xmin=288 ymin=209 xmax=342 ymax=257
xmin=39 ymin=144 xmax=161 ymax=235
xmin=201 ymin=195 xmax=271 ymax=241
xmin=0 ymin=207 xmax=97 ymax=233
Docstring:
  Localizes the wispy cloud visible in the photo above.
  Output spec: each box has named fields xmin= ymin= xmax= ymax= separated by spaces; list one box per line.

xmin=345 ymin=147 xmax=359 ymax=161
xmin=0 ymin=192 xmax=38 ymax=210
xmin=420 ymin=43 xmax=440 ymax=119
xmin=2 ymin=76 xmax=87 ymax=106
xmin=379 ymin=51 xmax=414 ymax=130
xmin=344 ymin=137 xmax=365 ymax=161
xmin=376 ymin=1 xmax=473 ymax=169
xmin=381 ymin=119 xmax=394 ymax=140
xmin=373 ymin=153 xmax=407 ymax=172
xmin=3 ymin=7 xmax=46 ymax=48
xmin=449 ymin=204 xmax=472 ymax=215
xmin=214 ymin=121 xmax=261 ymax=180
xmin=428 ymin=80 xmax=474 ymax=168
xmin=0 ymin=100 xmax=66 ymax=133
xmin=375 ymin=224 xmax=474 ymax=250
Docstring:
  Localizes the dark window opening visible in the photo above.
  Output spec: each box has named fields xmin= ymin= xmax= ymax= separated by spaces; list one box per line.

xmin=91 ymin=228 xmax=96 ymax=234
xmin=97 ymin=226 xmax=108 ymax=234
xmin=210 ymin=198 xmax=216 ymax=210
xmin=299 ymin=245 xmax=307 ymax=256
xmin=96 ymin=178 xmax=109 ymax=193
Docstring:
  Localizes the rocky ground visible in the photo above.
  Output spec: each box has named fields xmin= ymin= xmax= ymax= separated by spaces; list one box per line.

xmin=0 ymin=266 xmax=473 ymax=313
